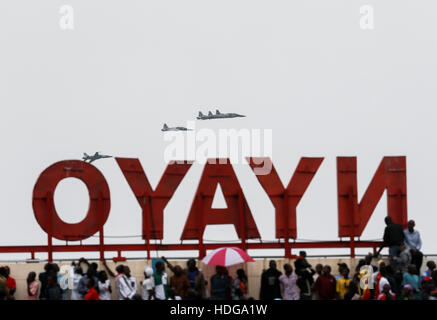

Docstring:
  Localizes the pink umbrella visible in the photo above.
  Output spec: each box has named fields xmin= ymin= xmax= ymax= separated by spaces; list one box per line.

xmin=202 ymin=247 xmax=255 ymax=267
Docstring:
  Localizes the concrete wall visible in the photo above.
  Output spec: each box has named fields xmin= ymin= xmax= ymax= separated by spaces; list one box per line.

xmin=3 ymin=256 xmax=434 ymax=300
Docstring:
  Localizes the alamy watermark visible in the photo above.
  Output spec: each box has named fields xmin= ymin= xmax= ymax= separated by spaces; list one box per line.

xmin=163 ymin=121 xmax=273 ymax=175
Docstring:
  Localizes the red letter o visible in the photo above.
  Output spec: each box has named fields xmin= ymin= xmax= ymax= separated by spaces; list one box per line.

xmin=32 ymin=160 xmax=110 ymax=241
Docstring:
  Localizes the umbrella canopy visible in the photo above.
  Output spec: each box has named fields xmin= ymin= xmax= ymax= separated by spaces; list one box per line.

xmin=202 ymin=247 xmax=255 ymax=267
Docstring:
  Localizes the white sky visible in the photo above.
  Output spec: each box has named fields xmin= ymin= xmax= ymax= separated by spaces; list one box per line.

xmin=1 ymin=0 xmax=436 ymax=260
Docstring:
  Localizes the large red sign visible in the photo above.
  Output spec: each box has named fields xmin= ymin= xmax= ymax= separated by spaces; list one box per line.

xmin=0 ymin=156 xmax=408 ymax=261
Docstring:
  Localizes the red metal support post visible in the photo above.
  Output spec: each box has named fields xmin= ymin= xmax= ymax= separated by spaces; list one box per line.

xmin=198 ymin=193 xmax=205 ymax=259
xmin=98 ymin=191 xmax=105 ymax=261
xmin=143 ymin=195 xmax=151 ymax=260
xmin=238 ymin=189 xmax=246 ymax=252
xmin=283 ymin=188 xmax=291 ymax=258
xmin=46 ymin=191 xmax=53 ymax=262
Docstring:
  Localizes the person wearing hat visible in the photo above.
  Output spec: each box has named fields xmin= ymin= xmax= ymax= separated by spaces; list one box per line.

xmin=141 ymin=266 xmax=155 ymax=300
xmin=294 ymin=251 xmax=315 ymax=300
xmin=336 ymin=264 xmax=352 ymax=300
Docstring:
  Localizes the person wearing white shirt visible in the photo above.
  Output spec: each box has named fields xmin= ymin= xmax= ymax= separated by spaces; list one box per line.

xmin=69 ymin=266 xmax=83 ymax=300
xmin=404 ymin=220 xmax=423 ymax=272
xmin=115 ymin=273 xmax=136 ymax=300
xmin=141 ymin=267 xmax=155 ymax=300
xmin=97 ymin=271 xmax=112 ymax=300
xmin=124 ymin=266 xmax=138 ymax=295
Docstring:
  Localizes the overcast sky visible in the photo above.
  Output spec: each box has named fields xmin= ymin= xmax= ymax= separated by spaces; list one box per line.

xmin=1 ymin=0 xmax=436 ymax=261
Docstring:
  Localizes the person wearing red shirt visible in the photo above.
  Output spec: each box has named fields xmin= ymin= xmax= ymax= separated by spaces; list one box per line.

xmin=313 ymin=265 xmax=337 ymax=300
xmin=4 ymin=267 xmax=16 ymax=297
xmin=85 ymin=278 xmax=100 ymax=300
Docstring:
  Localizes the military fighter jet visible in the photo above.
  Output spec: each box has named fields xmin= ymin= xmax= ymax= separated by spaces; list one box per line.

xmin=161 ymin=123 xmax=192 ymax=131
xmin=197 ymin=109 xmax=245 ymax=120
xmin=82 ymin=152 xmax=112 ymax=163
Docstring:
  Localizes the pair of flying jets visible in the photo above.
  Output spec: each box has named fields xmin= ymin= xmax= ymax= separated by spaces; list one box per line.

xmin=161 ymin=109 xmax=245 ymax=132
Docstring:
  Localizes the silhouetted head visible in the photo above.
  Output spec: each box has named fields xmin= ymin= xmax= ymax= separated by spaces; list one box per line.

xmin=115 ymin=264 xmax=125 ymax=274
xmin=269 ymin=260 xmax=277 ymax=270
xmin=284 ymin=264 xmax=293 ymax=275
xmin=385 ymin=216 xmax=393 ymax=225
xmin=187 ymin=259 xmax=197 ymax=271
xmin=44 ymin=263 xmax=52 ymax=272
xmin=322 ymin=265 xmax=331 ymax=276
xmin=237 ymin=269 xmax=246 ymax=279
xmin=426 ymin=261 xmax=436 ymax=270
xmin=315 ymin=264 xmax=323 ymax=274
xmin=382 ymin=283 xmax=391 ymax=294
xmin=215 ymin=266 xmax=225 ymax=275
xmin=408 ymin=220 xmax=415 ymax=232
xmin=27 ymin=272 xmax=36 ymax=284
xmin=0 ymin=267 xmax=7 ymax=277
xmin=52 ymin=264 xmax=60 ymax=273
xmin=124 ymin=266 xmax=131 ymax=277
xmin=98 ymin=271 xmax=108 ymax=282
xmin=408 ymin=264 xmax=417 ymax=275
xmin=173 ymin=265 xmax=182 ymax=276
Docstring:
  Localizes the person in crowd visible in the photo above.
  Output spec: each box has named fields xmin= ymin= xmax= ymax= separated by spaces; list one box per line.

xmin=78 ymin=266 xmax=99 ymax=299
xmin=232 ymin=269 xmax=248 ymax=300
xmin=51 ymin=264 xmax=68 ymax=300
xmin=169 ymin=265 xmax=190 ymax=299
xmin=336 ymin=263 xmax=347 ymax=281
xmin=103 ymin=260 xmax=134 ymax=300
xmin=124 ymin=266 xmax=138 ymax=294
xmin=4 ymin=267 xmax=16 ymax=298
xmin=210 ymin=266 xmax=230 ymax=300
xmin=386 ymin=265 xmax=402 ymax=298
xmin=260 ymin=260 xmax=282 ymax=300
xmin=162 ymin=256 xmax=207 ymax=299
xmin=377 ymin=283 xmax=396 ymax=300
xmin=279 ymin=264 xmax=299 ymax=300
xmin=422 ymin=260 xmax=436 ymax=280
xmin=336 ymin=264 xmax=352 ymax=300
xmin=421 ymin=276 xmax=436 ymax=300
xmin=84 ymin=278 xmax=100 ymax=300
xmin=294 ymin=252 xmax=315 ymax=300
xmin=0 ymin=267 xmax=10 ymax=300
xmin=224 ymin=268 xmax=233 ymax=300
xmin=375 ymin=216 xmax=405 ymax=266
xmin=402 ymin=264 xmax=421 ymax=299
xmin=394 ymin=243 xmax=412 ymax=273
xmin=141 ymin=266 xmax=155 ymax=300
xmin=401 ymin=284 xmax=416 ymax=300
xmin=97 ymin=271 xmax=111 ymax=300
xmin=26 ymin=272 xmax=39 ymax=300
xmin=313 ymin=265 xmax=336 ymax=300
xmin=154 ymin=261 xmax=169 ymax=300
xmin=374 ymin=266 xmax=391 ymax=298
xmin=70 ymin=265 xmax=83 ymax=300
xmin=313 ymin=263 xmax=323 ymax=282
xmin=46 ymin=274 xmax=62 ymax=300
xmin=38 ymin=263 xmax=53 ymax=300
xmin=404 ymin=220 xmax=423 ymax=272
